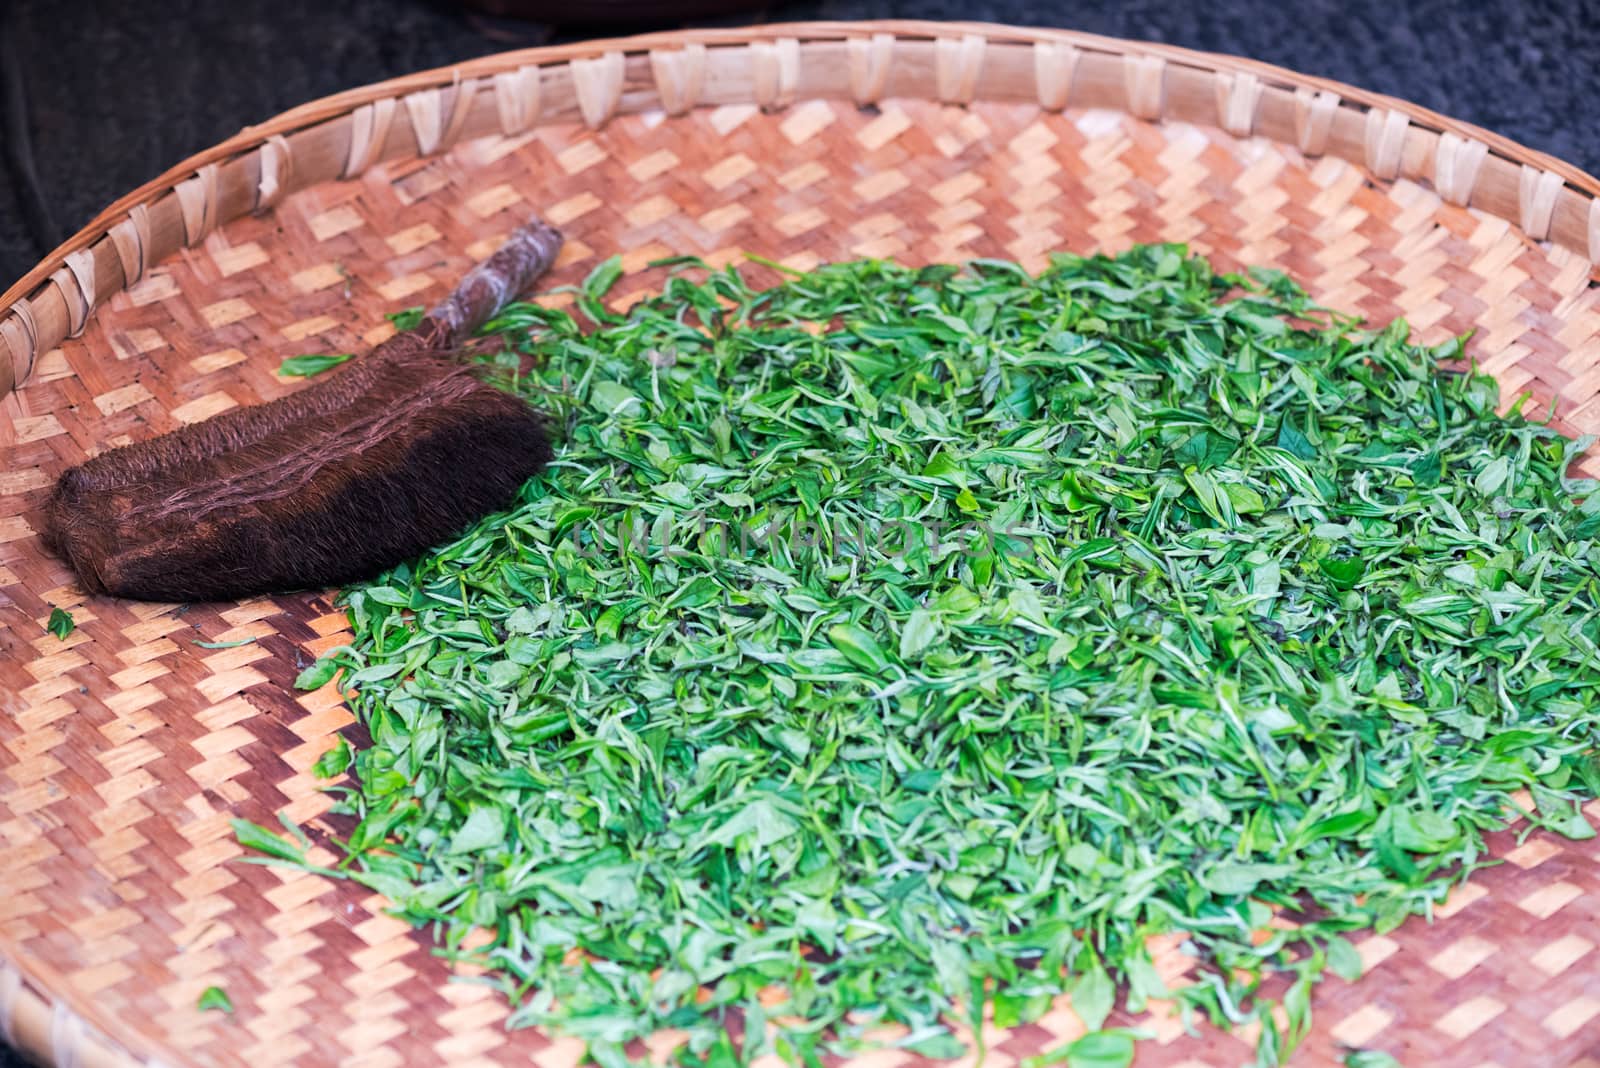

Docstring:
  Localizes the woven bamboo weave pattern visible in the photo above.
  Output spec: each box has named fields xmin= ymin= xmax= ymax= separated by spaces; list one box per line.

xmin=6 ymin=22 xmax=1600 ymax=398
xmin=3 ymin=31 xmax=1600 ymax=1068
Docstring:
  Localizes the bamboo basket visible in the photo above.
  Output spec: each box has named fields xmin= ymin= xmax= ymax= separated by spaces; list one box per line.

xmin=3 ymin=20 xmax=1600 ymax=1068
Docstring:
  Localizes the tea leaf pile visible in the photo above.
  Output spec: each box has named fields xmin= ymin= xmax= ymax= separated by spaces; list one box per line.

xmin=243 ymin=247 xmax=1600 ymax=1067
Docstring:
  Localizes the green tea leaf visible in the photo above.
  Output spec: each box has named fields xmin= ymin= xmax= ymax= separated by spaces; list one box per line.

xmin=1533 ymin=786 xmax=1597 ymax=840
xmin=1174 ymin=428 xmax=1239 ymax=471
xmin=278 ymin=352 xmax=353 ymax=377
xmin=1318 ymin=556 xmax=1366 ymax=589
xmin=1275 ymin=420 xmax=1317 ymax=460
xmin=229 ymin=819 xmax=305 ymax=864
xmin=828 ymin=623 xmax=891 ymax=673
xmin=1198 ymin=861 xmax=1293 ymax=896
xmin=387 ymin=305 xmax=425 ymax=330
xmin=1025 ymin=1031 xmax=1137 ymax=1068
xmin=902 ymin=1031 xmax=967 ymax=1059
xmin=1473 ymin=455 xmax=1511 ymax=496
xmin=1070 ymin=961 xmax=1114 ymax=1032
xmin=1343 ymin=1052 xmax=1402 ymax=1068
xmin=584 ymin=254 xmax=624 ymax=300
xmin=293 ymin=658 xmax=339 ymax=691
xmin=311 ymin=737 xmax=352 ymax=779
xmin=1065 ymin=1032 xmax=1135 ymax=1068
xmin=1385 ymin=808 xmax=1459 ymax=854
xmin=448 ymin=805 xmax=507 ymax=854
xmin=589 ymin=380 xmax=642 ymax=417
xmin=46 ymin=606 xmax=74 ymax=640
xmin=1325 ymin=934 xmax=1364 ymax=982
xmin=898 ymin=608 xmax=942 ymax=661
xmin=197 ymin=986 xmax=233 ymax=1014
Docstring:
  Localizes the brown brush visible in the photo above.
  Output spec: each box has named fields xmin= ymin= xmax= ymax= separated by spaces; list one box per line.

xmin=42 ymin=217 xmax=565 ymax=603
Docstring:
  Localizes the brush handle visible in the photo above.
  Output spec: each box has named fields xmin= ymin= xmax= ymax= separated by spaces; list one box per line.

xmin=55 ymin=217 xmax=563 ymax=494
xmin=424 ymin=217 xmax=565 ymax=343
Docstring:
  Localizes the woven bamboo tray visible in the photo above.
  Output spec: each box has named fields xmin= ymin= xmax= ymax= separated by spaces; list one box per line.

xmin=3 ymin=20 xmax=1600 ymax=1068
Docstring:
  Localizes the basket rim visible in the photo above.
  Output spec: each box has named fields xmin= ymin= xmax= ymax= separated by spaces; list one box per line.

xmin=3 ymin=18 xmax=1599 ymax=396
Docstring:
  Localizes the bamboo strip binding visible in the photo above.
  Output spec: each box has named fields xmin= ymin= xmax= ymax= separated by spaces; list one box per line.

xmin=2 ymin=21 xmax=1598 ymax=403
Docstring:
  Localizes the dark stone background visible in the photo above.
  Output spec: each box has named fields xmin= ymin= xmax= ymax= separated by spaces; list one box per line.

xmin=0 ymin=0 xmax=1593 ymax=1064
xmin=3 ymin=0 xmax=1597 ymax=289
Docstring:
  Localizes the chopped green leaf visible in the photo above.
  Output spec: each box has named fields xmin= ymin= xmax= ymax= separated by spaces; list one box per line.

xmin=1174 ymin=427 xmax=1239 ymax=471
xmin=583 ymin=254 xmax=624 ymax=300
xmin=1065 ymin=1031 xmax=1136 ymax=1068
xmin=447 ymin=804 xmax=507 ymax=854
xmin=311 ymin=737 xmax=352 ymax=779
xmin=293 ymin=658 xmax=339 ymax=691
xmin=1071 ymin=961 xmax=1114 ymax=1032
xmin=827 ymin=623 xmax=892 ymax=673
xmin=192 ymin=637 xmax=258 ymax=649
xmin=898 ymin=608 xmax=942 ymax=661
xmin=46 ymin=606 xmax=74 ymax=640
xmin=1342 ymin=1052 xmax=1402 ymax=1068
xmin=278 ymin=352 xmax=353 ymax=377
xmin=197 ymin=986 xmax=233 ymax=1014
xmin=234 ymin=246 xmax=1600 ymax=1067
xmin=588 ymin=380 xmax=642 ymax=417
xmin=387 ymin=305 xmax=425 ymax=330
xmin=229 ymin=818 xmax=304 ymax=863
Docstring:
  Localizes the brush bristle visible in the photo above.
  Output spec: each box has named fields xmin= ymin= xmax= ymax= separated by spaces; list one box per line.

xmin=44 ymin=363 xmax=552 ymax=603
